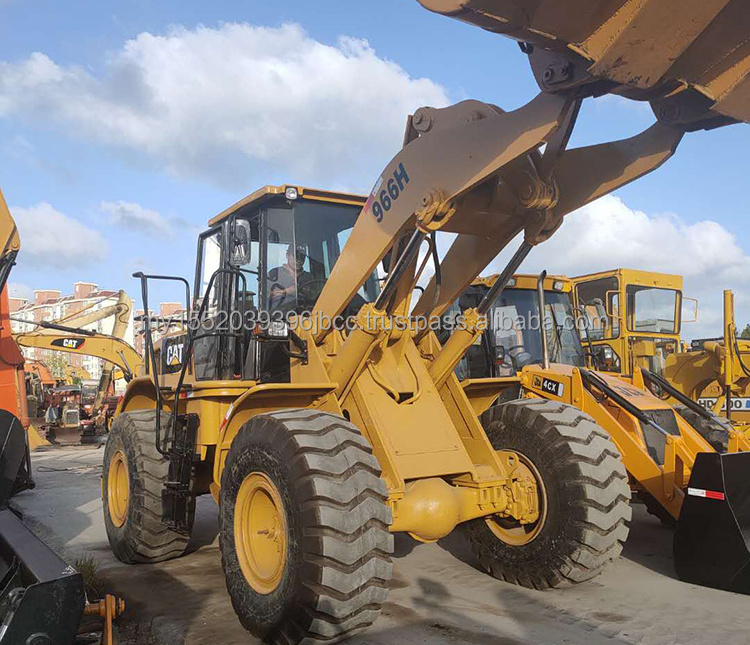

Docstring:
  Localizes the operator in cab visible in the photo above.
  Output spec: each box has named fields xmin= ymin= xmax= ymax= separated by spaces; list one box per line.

xmin=268 ymin=244 xmax=314 ymax=313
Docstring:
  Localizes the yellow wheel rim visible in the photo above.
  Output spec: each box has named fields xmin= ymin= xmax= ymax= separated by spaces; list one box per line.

xmin=235 ymin=472 xmax=288 ymax=595
xmin=108 ymin=450 xmax=130 ymax=528
xmin=486 ymin=452 xmax=547 ymax=547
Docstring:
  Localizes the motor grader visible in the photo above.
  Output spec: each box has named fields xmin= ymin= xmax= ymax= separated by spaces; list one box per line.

xmin=458 ymin=271 xmax=750 ymax=591
xmin=101 ymin=1 xmax=750 ymax=642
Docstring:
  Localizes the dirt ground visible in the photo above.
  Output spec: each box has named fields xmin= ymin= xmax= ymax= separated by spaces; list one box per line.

xmin=16 ymin=445 xmax=750 ymax=645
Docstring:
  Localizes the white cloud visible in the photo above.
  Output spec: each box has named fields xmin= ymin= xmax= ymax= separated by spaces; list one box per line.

xmin=485 ymin=195 xmax=750 ymax=339
xmin=11 ymin=203 xmax=108 ymax=268
xmin=0 ymin=23 xmax=449 ymax=188
xmin=100 ymin=200 xmax=172 ymax=235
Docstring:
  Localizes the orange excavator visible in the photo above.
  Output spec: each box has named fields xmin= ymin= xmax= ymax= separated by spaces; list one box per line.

xmin=0 ymin=188 xmax=124 ymax=644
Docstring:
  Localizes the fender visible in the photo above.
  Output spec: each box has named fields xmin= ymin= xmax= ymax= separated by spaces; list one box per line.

xmin=211 ymin=382 xmax=338 ymax=498
xmin=461 ymin=376 xmax=522 ymax=416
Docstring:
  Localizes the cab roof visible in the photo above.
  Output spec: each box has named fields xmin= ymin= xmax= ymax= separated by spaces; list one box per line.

xmin=208 ymin=185 xmax=367 ymax=227
xmin=572 ymin=268 xmax=683 ymax=291
xmin=473 ymin=273 xmax=573 ymax=292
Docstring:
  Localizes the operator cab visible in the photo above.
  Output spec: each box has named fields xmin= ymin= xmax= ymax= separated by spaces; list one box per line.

xmin=573 ymin=269 xmax=686 ymax=377
xmin=452 ymin=274 xmax=585 ymax=379
xmin=188 ymin=185 xmax=379 ymax=383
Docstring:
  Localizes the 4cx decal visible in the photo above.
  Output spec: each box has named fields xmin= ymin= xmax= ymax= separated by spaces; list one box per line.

xmin=541 ymin=377 xmax=565 ymax=398
xmin=51 ymin=338 xmax=85 ymax=350
xmin=368 ymin=163 xmax=410 ymax=223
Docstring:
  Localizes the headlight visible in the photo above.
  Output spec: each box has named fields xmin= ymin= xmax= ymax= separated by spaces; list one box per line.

xmin=553 ymin=280 xmax=565 ymax=291
xmin=285 ymin=186 xmax=299 ymax=200
xmin=268 ymin=321 xmax=289 ymax=338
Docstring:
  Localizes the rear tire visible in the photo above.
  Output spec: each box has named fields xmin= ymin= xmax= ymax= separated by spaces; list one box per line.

xmin=220 ymin=409 xmax=393 ymax=645
xmin=465 ymin=399 xmax=631 ymax=589
xmin=674 ymin=404 xmax=729 ymax=452
xmin=103 ymin=410 xmax=194 ymax=564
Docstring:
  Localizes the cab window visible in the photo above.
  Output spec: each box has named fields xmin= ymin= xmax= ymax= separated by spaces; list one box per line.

xmin=626 ymin=286 xmax=679 ymax=334
xmin=576 ymin=277 xmax=619 ymax=340
xmin=197 ymin=228 xmax=222 ymax=313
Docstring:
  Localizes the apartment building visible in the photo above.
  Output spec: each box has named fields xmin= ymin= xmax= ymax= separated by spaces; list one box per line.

xmin=10 ymin=282 xmax=136 ymax=383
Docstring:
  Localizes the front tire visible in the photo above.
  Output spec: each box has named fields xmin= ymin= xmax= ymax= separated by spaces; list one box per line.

xmin=103 ymin=410 xmax=194 ymax=563
xmin=465 ymin=399 xmax=631 ymax=589
xmin=220 ymin=409 xmax=393 ymax=645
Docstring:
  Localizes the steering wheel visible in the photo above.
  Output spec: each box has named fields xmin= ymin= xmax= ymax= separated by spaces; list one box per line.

xmin=269 ymin=278 xmax=329 ymax=311
xmin=269 ymin=281 xmax=290 ymax=308
xmin=296 ymin=279 xmax=329 ymax=307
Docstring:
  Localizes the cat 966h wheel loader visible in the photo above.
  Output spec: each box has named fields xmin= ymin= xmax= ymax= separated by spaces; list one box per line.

xmin=102 ymin=2 xmax=750 ymax=642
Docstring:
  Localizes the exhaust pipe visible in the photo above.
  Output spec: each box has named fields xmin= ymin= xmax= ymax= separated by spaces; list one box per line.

xmin=536 ymin=271 xmax=550 ymax=370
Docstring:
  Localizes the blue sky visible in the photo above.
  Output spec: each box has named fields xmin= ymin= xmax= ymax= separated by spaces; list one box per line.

xmin=1 ymin=0 xmax=749 ymax=335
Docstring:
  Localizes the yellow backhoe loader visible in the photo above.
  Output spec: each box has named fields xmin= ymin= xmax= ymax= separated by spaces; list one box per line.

xmin=662 ymin=290 xmax=750 ymax=424
xmin=101 ymin=2 xmax=750 ymax=643
xmin=458 ymin=270 xmax=750 ymax=588
xmin=571 ymin=268 xmax=688 ymax=377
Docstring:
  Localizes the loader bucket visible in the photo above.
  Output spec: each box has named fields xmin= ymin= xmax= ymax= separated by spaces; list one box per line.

xmin=0 ymin=409 xmax=28 ymax=506
xmin=0 ymin=508 xmax=85 ymax=644
xmin=0 ymin=410 xmax=85 ymax=643
xmin=674 ymin=451 xmax=750 ymax=593
xmin=418 ymin=1 xmax=750 ymax=128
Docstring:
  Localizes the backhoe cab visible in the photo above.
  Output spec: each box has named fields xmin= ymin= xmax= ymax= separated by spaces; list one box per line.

xmin=103 ymin=1 xmax=750 ymax=642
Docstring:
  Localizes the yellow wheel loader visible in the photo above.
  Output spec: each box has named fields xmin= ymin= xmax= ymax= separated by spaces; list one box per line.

xmin=101 ymin=2 xmax=750 ymax=642
xmin=458 ymin=271 xmax=750 ymax=592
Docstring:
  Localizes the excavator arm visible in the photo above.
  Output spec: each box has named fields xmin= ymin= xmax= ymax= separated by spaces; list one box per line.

xmin=14 ymin=328 xmax=142 ymax=383
xmin=0 ymin=190 xmax=20 ymax=294
xmin=14 ymin=291 xmax=135 ymax=409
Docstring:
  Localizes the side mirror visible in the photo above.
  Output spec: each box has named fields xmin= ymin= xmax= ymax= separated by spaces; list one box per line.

xmin=682 ymin=296 xmax=699 ymax=324
xmin=230 ymin=219 xmax=252 ymax=267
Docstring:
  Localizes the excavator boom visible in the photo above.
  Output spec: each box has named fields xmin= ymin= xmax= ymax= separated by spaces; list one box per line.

xmin=0 ymin=190 xmax=20 ymax=294
xmin=14 ymin=327 xmax=141 ymax=382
